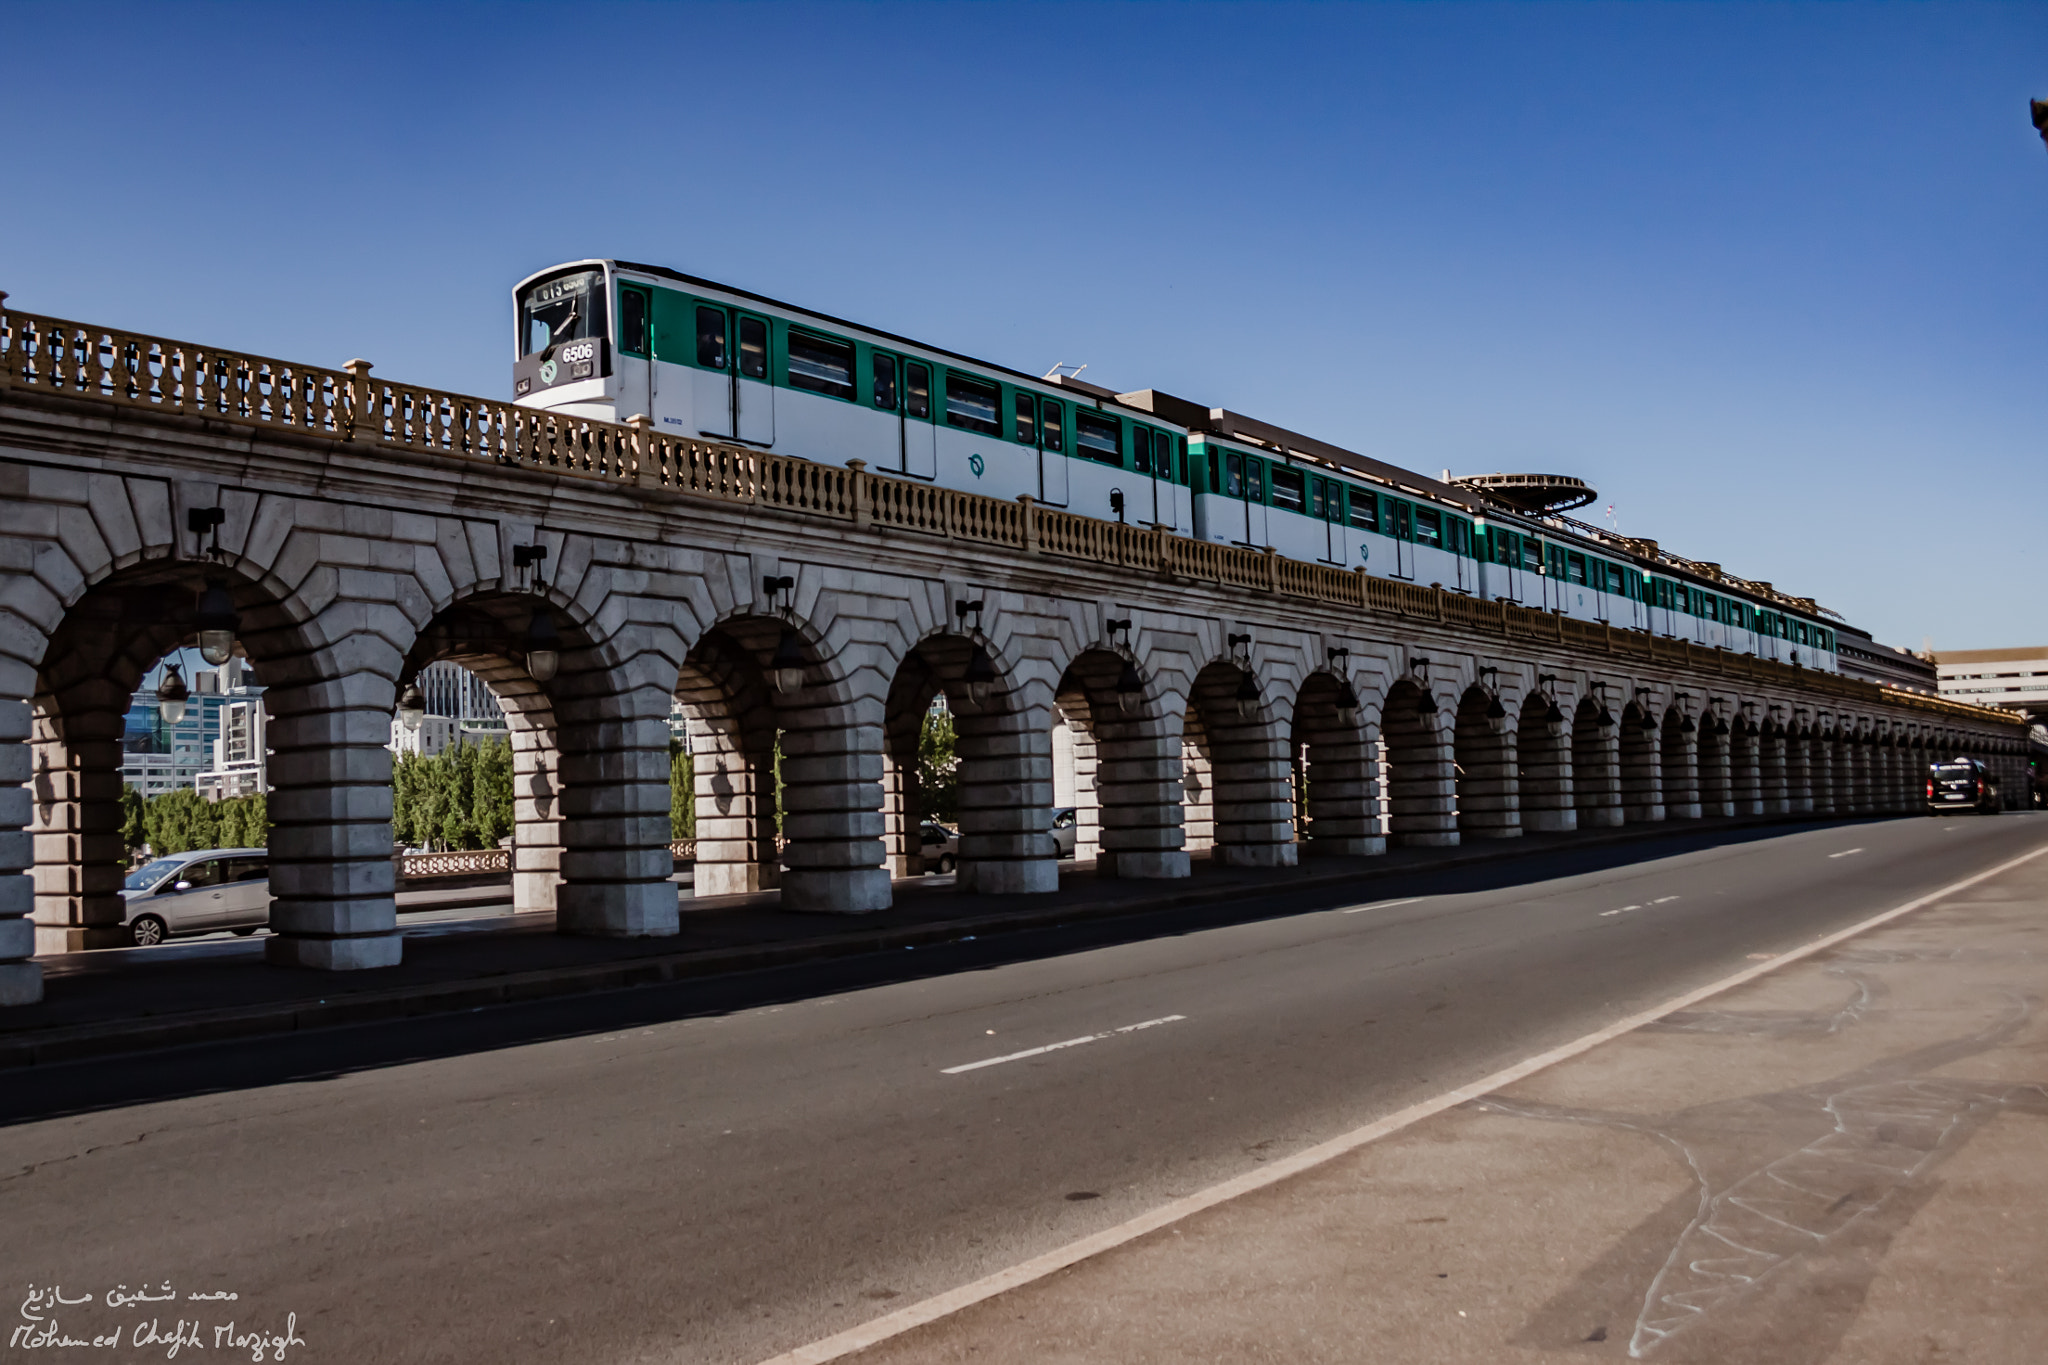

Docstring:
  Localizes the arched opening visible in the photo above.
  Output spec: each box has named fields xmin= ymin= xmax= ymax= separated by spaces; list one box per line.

xmin=1183 ymin=659 xmax=1294 ymax=867
xmin=1515 ymin=691 xmax=1573 ymax=833
xmin=31 ymin=563 xmax=304 ymax=955
xmin=1055 ymin=649 xmax=1185 ymax=879
xmin=1454 ymin=685 xmax=1519 ymax=839
xmin=883 ymin=632 xmax=1052 ymax=894
xmin=398 ymin=602 xmax=562 ymax=916
xmin=1290 ymin=671 xmax=1381 ymax=856
xmin=1759 ymin=720 xmax=1790 ymax=816
xmin=1810 ymin=729 xmax=1838 ymax=816
xmin=1728 ymin=713 xmax=1761 ymax=816
xmin=679 ymin=614 xmax=889 ymax=914
xmin=1619 ymin=702 xmax=1663 ymax=823
xmin=406 ymin=591 xmax=673 ymax=938
xmin=1571 ymin=696 xmax=1621 ymax=828
xmin=1383 ymin=678 xmax=1456 ymax=847
xmin=1786 ymin=725 xmax=1814 ymax=814
xmin=1659 ymin=707 xmax=1699 ymax=820
xmin=1697 ymin=711 xmax=1733 ymax=818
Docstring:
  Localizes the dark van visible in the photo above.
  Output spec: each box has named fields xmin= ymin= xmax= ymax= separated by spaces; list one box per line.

xmin=1927 ymin=759 xmax=2000 ymax=815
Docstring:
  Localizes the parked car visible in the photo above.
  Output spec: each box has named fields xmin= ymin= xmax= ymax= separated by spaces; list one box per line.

xmin=1050 ymin=807 xmax=1078 ymax=859
xmin=121 ymin=847 xmax=271 ymax=945
xmin=1927 ymin=759 xmax=2001 ymax=815
xmin=918 ymin=822 xmax=959 ymax=875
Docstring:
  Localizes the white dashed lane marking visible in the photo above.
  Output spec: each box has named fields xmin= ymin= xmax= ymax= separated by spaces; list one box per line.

xmin=1341 ymin=898 xmax=1423 ymax=915
xmin=941 ymin=1016 xmax=1187 ymax=1075
xmin=1829 ymin=848 xmax=1864 ymax=859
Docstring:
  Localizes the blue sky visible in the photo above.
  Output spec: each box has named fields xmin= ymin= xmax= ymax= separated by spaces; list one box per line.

xmin=6 ymin=2 xmax=2043 ymax=651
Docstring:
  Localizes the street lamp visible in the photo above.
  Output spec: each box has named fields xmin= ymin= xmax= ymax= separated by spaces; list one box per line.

xmin=397 ymin=682 xmax=426 ymax=731
xmin=156 ymin=663 xmax=189 ymax=726
xmin=770 ymin=628 xmax=806 ymax=695
xmin=525 ymin=610 xmax=561 ymax=683
xmin=194 ymin=580 xmax=240 ymax=666
xmin=1115 ymin=658 xmax=1145 ymax=712
xmin=1234 ymin=668 xmax=1260 ymax=720
xmin=963 ymin=649 xmax=996 ymax=708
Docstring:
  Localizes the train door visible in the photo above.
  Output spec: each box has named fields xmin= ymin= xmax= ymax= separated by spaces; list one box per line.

xmin=1311 ymin=477 xmax=1342 ymax=564
xmin=903 ymin=361 xmax=937 ymax=480
xmin=1451 ymin=519 xmax=1471 ymax=592
xmin=1390 ymin=500 xmax=1414 ymax=579
xmin=692 ymin=305 xmax=733 ymax=439
xmin=734 ymin=311 xmax=774 ymax=446
xmin=616 ymin=284 xmax=653 ymax=423
xmin=871 ymin=352 xmax=905 ymax=473
xmin=1244 ymin=457 xmax=1268 ymax=548
xmin=1037 ymin=397 xmax=1068 ymax=504
xmin=1497 ymin=531 xmax=1519 ymax=602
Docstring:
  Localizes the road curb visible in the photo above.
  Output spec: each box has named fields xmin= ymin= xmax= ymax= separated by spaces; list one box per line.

xmin=0 ymin=813 xmax=1880 ymax=1069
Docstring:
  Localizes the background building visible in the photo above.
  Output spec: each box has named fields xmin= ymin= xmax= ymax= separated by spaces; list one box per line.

xmin=389 ymin=661 xmax=508 ymax=757
xmin=1933 ymin=646 xmax=2048 ymax=720
xmin=121 ymin=656 xmax=259 ymax=796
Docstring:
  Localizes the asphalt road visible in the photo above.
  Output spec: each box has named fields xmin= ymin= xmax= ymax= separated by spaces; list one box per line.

xmin=3 ymin=814 xmax=2041 ymax=1365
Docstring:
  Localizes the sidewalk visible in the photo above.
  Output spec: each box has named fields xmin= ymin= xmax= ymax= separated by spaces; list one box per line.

xmin=4 ymin=815 xmax=1844 ymax=1068
xmin=829 ymin=843 xmax=2048 ymax=1365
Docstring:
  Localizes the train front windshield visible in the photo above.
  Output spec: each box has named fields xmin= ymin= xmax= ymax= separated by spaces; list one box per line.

xmin=519 ymin=269 xmax=607 ymax=357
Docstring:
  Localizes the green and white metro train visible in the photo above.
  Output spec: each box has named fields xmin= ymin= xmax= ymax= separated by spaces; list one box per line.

xmin=512 ymin=259 xmax=1842 ymax=672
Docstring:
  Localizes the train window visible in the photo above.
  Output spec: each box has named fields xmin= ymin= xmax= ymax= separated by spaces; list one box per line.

xmin=1349 ymin=489 xmax=1377 ymax=529
xmin=1606 ymin=564 xmax=1623 ymax=594
xmin=1178 ymin=438 xmax=1190 ymax=484
xmin=786 ymin=330 xmax=854 ymax=400
xmin=945 ymin=374 xmax=1001 ymax=435
xmin=872 ymin=354 xmax=899 ymax=410
xmin=905 ymin=362 xmax=931 ymax=419
xmin=1014 ymin=393 xmax=1037 ymax=445
xmin=1413 ymin=506 xmax=1441 ymax=545
xmin=1523 ymin=540 xmax=1543 ymax=572
xmin=520 ymin=269 xmax=606 ymax=357
xmin=1448 ymin=519 xmax=1470 ymax=556
xmin=1247 ymin=460 xmax=1264 ymax=501
xmin=1270 ymin=466 xmax=1304 ymax=511
xmin=1308 ymin=477 xmax=1326 ymax=520
xmin=1132 ymin=429 xmax=1153 ymax=476
xmin=618 ymin=287 xmax=650 ymax=358
xmin=1223 ymin=452 xmax=1244 ymax=496
xmin=1041 ymin=400 xmax=1064 ymax=452
xmin=1074 ymin=410 xmax=1122 ymax=465
xmin=738 ymin=317 xmax=768 ymax=380
xmin=1567 ymin=553 xmax=1587 ymax=585
xmin=1392 ymin=500 xmax=1412 ymax=539
xmin=696 ymin=307 xmax=727 ymax=369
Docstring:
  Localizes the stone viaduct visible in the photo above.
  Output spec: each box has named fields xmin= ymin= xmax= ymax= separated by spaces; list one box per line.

xmin=0 ymin=301 xmax=2028 ymax=1005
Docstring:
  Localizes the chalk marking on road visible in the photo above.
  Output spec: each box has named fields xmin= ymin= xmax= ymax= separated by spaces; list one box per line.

xmin=1829 ymin=848 xmax=1864 ymax=859
xmin=753 ymin=840 xmax=2048 ymax=1365
xmin=941 ymin=1015 xmax=1187 ymax=1074
xmin=1340 ymin=897 xmax=1422 ymax=915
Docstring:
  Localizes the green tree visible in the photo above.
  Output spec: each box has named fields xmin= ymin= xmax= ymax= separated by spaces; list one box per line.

xmin=918 ymin=697 xmax=958 ymax=823
xmin=391 ymin=737 xmax=516 ymax=851
xmin=119 ymin=786 xmax=145 ymax=858
xmin=669 ymin=739 xmax=695 ymax=841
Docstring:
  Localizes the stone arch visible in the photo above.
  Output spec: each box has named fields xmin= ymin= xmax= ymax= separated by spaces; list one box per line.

xmin=1659 ymin=706 xmax=1700 ymax=820
xmin=1619 ymin=701 xmax=1663 ymax=823
xmin=1728 ymin=711 xmax=1761 ymax=816
xmin=1806 ymin=725 xmax=1835 ymax=816
xmin=1759 ymin=719 xmax=1790 ymax=816
xmin=681 ymin=608 xmax=889 ymax=914
xmin=1696 ymin=710 xmax=1733 ymax=818
xmin=1516 ymin=690 xmax=1573 ymax=833
xmin=1056 ymin=648 xmax=1185 ymax=879
xmin=1454 ymin=685 xmax=1519 ymax=840
xmin=1181 ymin=658 xmax=1294 ymax=867
xmin=882 ymin=627 xmax=1054 ymax=895
xmin=1571 ymin=696 xmax=1621 ymax=828
xmin=1290 ymin=669 xmax=1381 ymax=856
xmin=27 ymin=555 xmax=334 ymax=956
xmin=398 ymin=597 xmax=568 ymax=917
xmin=1383 ymin=677 xmax=1456 ymax=847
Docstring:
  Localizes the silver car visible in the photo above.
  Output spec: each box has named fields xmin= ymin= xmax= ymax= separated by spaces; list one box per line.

xmin=1051 ymin=807 xmax=1077 ymax=858
xmin=918 ymin=822 xmax=959 ymax=875
xmin=121 ymin=847 xmax=272 ymax=946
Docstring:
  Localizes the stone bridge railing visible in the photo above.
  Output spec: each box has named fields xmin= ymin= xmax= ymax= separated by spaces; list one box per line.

xmin=0 ymin=300 xmax=2007 ymax=732
xmin=398 ymin=842 xmax=697 ymax=880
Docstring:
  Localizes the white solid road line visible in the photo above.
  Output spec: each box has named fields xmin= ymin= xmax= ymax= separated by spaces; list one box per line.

xmin=1340 ymin=897 xmax=1422 ymax=915
xmin=751 ymin=840 xmax=2048 ymax=1365
xmin=941 ymin=1015 xmax=1187 ymax=1075
xmin=1829 ymin=848 xmax=1864 ymax=859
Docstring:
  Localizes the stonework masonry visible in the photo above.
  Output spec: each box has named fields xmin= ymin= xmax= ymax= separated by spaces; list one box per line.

xmin=0 ymin=305 xmax=2027 ymax=1006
